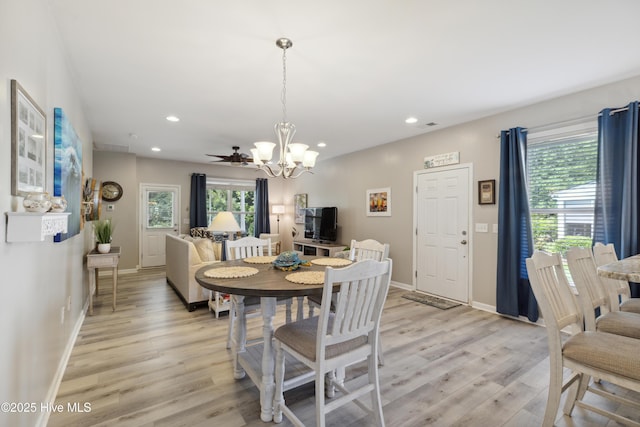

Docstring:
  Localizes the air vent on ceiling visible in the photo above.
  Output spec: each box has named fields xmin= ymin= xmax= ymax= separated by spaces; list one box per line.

xmin=93 ymin=142 xmax=129 ymax=152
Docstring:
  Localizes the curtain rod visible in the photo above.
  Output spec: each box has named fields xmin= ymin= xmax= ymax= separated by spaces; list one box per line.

xmin=598 ymin=103 xmax=640 ymax=116
xmin=495 ymin=114 xmax=595 ymax=139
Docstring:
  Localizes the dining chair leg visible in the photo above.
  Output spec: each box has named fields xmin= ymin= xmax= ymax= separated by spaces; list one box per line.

xmin=315 ymin=369 xmax=327 ymax=427
xmin=542 ymin=354 xmax=564 ymax=427
xmin=369 ymin=352 xmax=385 ymax=427
xmin=563 ymin=373 xmax=588 ymax=416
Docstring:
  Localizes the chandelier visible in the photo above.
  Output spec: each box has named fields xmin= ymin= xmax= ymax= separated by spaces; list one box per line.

xmin=250 ymin=38 xmax=319 ymax=179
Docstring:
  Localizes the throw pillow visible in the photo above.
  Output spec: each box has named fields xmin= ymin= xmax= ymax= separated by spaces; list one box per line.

xmin=193 ymin=238 xmax=216 ymax=262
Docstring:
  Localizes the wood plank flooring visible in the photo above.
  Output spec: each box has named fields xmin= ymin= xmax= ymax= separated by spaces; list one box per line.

xmin=49 ymin=268 xmax=639 ymax=426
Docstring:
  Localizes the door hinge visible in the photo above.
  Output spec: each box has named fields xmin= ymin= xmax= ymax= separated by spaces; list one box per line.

xmin=415 ymin=270 xmax=418 ymax=278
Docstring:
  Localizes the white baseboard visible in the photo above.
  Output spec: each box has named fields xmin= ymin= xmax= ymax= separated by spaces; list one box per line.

xmin=471 ymin=301 xmax=496 ymax=313
xmin=98 ymin=267 xmax=138 ymax=276
xmin=390 ymin=280 xmax=412 ymax=291
xmin=37 ymin=307 xmax=86 ymax=427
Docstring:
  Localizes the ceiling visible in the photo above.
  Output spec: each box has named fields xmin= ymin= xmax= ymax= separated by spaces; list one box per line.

xmin=49 ymin=1 xmax=640 ymax=166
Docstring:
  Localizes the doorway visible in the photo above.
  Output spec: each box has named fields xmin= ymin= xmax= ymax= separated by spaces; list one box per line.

xmin=140 ymin=184 xmax=180 ymax=268
xmin=414 ymin=164 xmax=472 ymax=303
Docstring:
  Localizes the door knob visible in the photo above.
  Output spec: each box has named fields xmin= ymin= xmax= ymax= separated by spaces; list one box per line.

xmin=460 ymin=240 xmax=467 ymax=245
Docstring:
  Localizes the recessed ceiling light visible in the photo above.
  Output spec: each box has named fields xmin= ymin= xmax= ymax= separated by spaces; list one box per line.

xmin=151 ymin=147 xmax=161 ymax=152
xmin=166 ymin=115 xmax=180 ymax=122
xmin=317 ymin=141 xmax=327 ymax=148
xmin=405 ymin=117 xmax=418 ymax=124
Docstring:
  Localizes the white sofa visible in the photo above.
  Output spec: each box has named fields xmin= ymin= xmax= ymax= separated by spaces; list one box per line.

xmin=166 ymin=234 xmax=220 ymax=311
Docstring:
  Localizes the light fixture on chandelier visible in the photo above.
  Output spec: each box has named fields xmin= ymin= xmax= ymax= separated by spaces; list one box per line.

xmin=251 ymin=38 xmax=319 ymax=179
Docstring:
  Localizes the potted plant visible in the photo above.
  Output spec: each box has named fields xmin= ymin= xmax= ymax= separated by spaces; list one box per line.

xmin=93 ymin=219 xmax=114 ymax=253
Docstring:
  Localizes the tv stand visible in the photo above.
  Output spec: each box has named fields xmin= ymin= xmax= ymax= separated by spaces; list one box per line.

xmin=293 ymin=240 xmax=346 ymax=258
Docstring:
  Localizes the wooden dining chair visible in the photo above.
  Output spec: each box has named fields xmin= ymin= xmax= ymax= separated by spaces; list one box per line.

xmin=222 ymin=236 xmax=292 ymax=349
xmin=307 ymin=238 xmax=390 ymax=365
xmin=273 ymin=258 xmax=392 ymax=427
xmin=592 ymin=242 xmax=640 ymax=314
xmin=566 ymin=247 xmax=640 ymax=339
xmin=526 ymin=251 xmax=640 ymax=427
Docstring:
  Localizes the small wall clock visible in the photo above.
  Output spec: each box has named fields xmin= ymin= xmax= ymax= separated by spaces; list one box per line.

xmin=101 ymin=181 xmax=123 ymax=202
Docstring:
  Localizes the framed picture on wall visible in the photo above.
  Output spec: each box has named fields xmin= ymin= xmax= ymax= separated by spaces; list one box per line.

xmin=366 ymin=187 xmax=391 ymax=216
xmin=478 ymin=179 xmax=496 ymax=205
xmin=11 ymin=80 xmax=47 ymax=196
xmin=294 ymin=193 xmax=307 ymax=224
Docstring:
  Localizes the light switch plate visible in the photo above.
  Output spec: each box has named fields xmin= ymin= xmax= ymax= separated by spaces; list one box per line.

xmin=475 ymin=223 xmax=488 ymax=233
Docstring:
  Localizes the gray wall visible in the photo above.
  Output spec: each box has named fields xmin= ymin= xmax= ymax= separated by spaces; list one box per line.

xmin=92 ymin=154 xmax=286 ymax=270
xmin=96 ymin=73 xmax=640 ymax=306
xmin=0 ymin=0 xmax=94 ymax=425
xmin=284 ymin=74 xmax=640 ymax=307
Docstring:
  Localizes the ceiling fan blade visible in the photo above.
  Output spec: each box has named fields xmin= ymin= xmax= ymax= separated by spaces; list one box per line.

xmin=205 ymin=147 xmax=253 ymax=164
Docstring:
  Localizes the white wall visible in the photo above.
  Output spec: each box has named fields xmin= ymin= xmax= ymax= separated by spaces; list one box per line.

xmin=0 ymin=0 xmax=94 ymax=425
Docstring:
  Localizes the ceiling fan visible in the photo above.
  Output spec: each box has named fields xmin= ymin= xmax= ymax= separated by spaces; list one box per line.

xmin=206 ymin=146 xmax=253 ymax=166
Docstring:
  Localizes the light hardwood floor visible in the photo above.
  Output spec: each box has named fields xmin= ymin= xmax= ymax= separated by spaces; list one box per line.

xmin=49 ymin=268 xmax=639 ymax=427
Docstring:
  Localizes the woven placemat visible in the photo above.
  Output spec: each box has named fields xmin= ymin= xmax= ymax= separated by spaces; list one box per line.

xmin=204 ymin=266 xmax=259 ymax=279
xmin=285 ymin=271 xmax=325 ymax=285
xmin=243 ymin=256 xmax=278 ymax=264
xmin=310 ymin=258 xmax=352 ymax=267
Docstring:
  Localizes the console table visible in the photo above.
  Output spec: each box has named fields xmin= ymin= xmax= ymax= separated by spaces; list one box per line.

xmin=87 ymin=246 xmax=121 ymax=315
xmin=293 ymin=240 xmax=346 ymax=257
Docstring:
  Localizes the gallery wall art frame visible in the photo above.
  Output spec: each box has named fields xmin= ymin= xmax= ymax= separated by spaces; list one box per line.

xmin=478 ymin=179 xmax=496 ymax=205
xmin=366 ymin=187 xmax=391 ymax=217
xmin=294 ymin=193 xmax=307 ymax=224
xmin=11 ymin=80 xmax=47 ymax=196
xmin=54 ymin=107 xmax=83 ymax=242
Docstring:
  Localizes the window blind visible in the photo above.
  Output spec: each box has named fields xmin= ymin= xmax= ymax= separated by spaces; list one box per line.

xmin=527 ymin=129 xmax=598 ymax=256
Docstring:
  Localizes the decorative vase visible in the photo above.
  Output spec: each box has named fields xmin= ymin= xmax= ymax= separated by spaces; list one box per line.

xmin=97 ymin=243 xmax=111 ymax=254
xmin=23 ymin=192 xmax=52 ymax=213
xmin=50 ymin=195 xmax=67 ymax=213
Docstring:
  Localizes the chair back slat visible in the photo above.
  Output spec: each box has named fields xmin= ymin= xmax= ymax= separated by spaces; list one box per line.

xmin=567 ymin=247 xmax=612 ymax=331
xmin=349 ymin=239 xmax=390 ymax=262
xmin=318 ymin=259 xmax=392 ymax=354
xmin=226 ymin=236 xmax=271 ymax=260
xmin=526 ymin=252 xmax=583 ymax=332
xmin=593 ymin=242 xmax=631 ymax=307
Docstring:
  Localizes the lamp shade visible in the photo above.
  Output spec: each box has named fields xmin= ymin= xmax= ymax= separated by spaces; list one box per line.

xmin=272 ymin=204 xmax=285 ymax=215
xmin=208 ymin=211 xmax=241 ymax=232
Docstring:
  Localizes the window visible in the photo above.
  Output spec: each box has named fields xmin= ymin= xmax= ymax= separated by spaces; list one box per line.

xmin=526 ymin=123 xmax=598 ymax=257
xmin=206 ymin=178 xmax=255 ymax=235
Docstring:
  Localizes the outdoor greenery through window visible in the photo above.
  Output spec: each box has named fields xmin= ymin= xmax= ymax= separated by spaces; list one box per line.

xmin=147 ymin=190 xmax=175 ymax=228
xmin=206 ymin=179 xmax=255 ymax=235
xmin=527 ymin=124 xmax=598 ymax=259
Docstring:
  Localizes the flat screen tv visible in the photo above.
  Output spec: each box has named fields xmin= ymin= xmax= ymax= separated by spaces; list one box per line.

xmin=303 ymin=207 xmax=338 ymax=242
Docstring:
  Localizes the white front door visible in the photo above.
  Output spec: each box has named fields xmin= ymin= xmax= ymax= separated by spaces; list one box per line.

xmin=414 ymin=165 xmax=471 ymax=303
xmin=140 ymin=184 xmax=180 ymax=267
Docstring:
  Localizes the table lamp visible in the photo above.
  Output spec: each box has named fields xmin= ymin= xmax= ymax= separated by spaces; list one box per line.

xmin=272 ymin=204 xmax=285 ymax=233
xmin=208 ymin=211 xmax=241 ymax=239
xmin=208 ymin=212 xmax=242 ymax=261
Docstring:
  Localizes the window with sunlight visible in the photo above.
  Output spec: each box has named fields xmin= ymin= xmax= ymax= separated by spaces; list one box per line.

xmin=526 ymin=123 xmax=598 ymax=258
xmin=206 ymin=179 xmax=255 ymax=235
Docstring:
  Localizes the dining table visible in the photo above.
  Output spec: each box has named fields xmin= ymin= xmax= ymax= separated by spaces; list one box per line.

xmin=195 ymin=257 xmax=348 ymax=422
xmin=596 ymin=253 xmax=640 ymax=282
